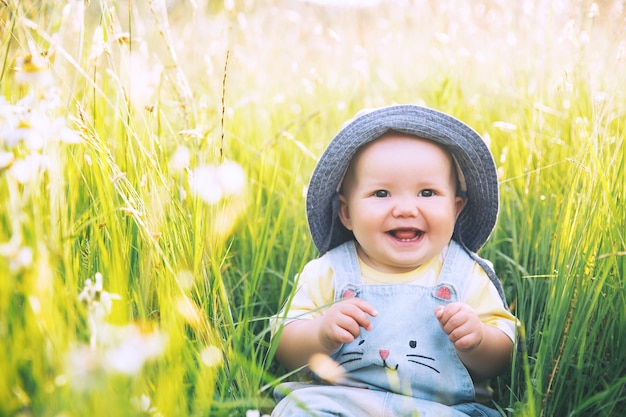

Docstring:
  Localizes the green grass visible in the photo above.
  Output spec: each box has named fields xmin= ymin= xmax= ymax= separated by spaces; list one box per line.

xmin=1 ymin=1 xmax=625 ymax=416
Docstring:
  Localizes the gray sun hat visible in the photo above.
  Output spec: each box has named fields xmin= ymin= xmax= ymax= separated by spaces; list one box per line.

xmin=306 ymin=104 xmax=499 ymax=255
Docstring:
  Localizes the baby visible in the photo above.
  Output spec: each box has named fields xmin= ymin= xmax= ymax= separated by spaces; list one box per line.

xmin=272 ymin=105 xmax=516 ymax=417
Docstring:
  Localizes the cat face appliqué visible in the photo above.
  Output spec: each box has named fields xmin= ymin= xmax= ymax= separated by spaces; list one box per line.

xmin=338 ymin=337 xmax=440 ymax=374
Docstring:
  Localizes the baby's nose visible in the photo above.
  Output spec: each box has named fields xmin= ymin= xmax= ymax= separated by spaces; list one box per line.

xmin=392 ymin=197 xmax=419 ymax=217
xmin=379 ymin=349 xmax=389 ymax=361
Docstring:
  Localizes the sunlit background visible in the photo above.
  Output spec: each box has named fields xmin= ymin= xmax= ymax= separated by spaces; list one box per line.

xmin=1 ymin=1 xmax=625 ymax=416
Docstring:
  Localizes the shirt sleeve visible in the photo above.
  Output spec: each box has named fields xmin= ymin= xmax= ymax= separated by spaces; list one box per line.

xmin=462 ymin=263 xmax=518 ymax=342
xmin=269 ymin=255 xmax=335 ymax=335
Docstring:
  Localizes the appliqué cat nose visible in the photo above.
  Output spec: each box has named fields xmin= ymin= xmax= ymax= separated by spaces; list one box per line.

xmin=342 ymin=289 xmax=355 ymax=299
xmin=379 ymin=349 xmax=389 ymax=360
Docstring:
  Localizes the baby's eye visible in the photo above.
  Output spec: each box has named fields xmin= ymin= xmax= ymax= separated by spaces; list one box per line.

xmin=374 ymin=190 xmax=389 ymax=198
xmin=419 ymin=189 xmax=435 ymax=197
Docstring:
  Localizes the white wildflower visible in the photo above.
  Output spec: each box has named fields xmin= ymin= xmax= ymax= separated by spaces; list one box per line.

xmin=102 ymin=324 xmax=167 ymax=375
xmin=58 ymin=121 xmax=82 ymax=144
xmin=169 ymin=145 xmax=191 ymax=172
xmin=78 ymin=272 xmax=122 ymax=318
xmin=200 ymin=345 xmax=223 ymax=367
xmin=65 ymin=345 xmax=104 ymax=391
xmin=78 ymin=272 xmax=122 ymax=348
xmin=124 ymin=47 xmax=163 ymax=108
xmin=15 ymin=246 xmax=34 ymax=269
xmin=39 ymin=115 xmax=82 ymax=145
xmin=65 ymin=324 xmax=167 ymax=389
xmin=0 ymin=241 xmax=33 ymax=271
xmin=0 ymin=95 xmax=81 ymax=149
xmin=217 ymin=160 xmax=246 ymax=195
xmin=13 ymin=53 xmax=52 ymax=86
xmin=224 ymin=0 xmax=236 ymax=11
xmin=6 ymin=115 xmax=46 ymax=150
xmin=132 ymin=393 xmax=163 ymax=416
xmin=190 ymin=161 xmax=246 ymax=205
xmin=0 ymin=151 xmax=15 ymax=169
xmin=132 ymin=394 xmax=152 ymax=412
xmin=190 ymin=165 xmax=223 ymax=204
xmin=29 ymin=295 xmax=41 ymax=314
xmin=175 ymin=296 xmax=202 ymax=327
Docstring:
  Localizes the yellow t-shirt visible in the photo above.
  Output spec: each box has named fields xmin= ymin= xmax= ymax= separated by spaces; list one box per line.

xmin=273 ymin=244 xmax=517 ymax=342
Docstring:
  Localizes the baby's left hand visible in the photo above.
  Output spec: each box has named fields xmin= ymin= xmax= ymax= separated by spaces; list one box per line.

xmin=434 ymin=302 xmax=483 ymax=352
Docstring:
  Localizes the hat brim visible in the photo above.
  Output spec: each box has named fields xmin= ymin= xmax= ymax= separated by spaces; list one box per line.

xmin=306 ymin=105 xmax=499 ymax=254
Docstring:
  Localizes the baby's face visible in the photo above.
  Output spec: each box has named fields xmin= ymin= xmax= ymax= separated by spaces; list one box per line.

xmin=338 ymin=133 xmax=465 ymax=273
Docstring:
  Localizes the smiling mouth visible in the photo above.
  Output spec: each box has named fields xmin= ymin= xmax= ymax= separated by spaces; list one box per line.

xmin=388 ymin=228 xmax=424 ymax=241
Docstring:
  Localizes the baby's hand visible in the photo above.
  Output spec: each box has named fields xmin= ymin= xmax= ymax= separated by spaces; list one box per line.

xmin=318 ymin=297 xmax=378 ymax=352
xmin=435 ymin=302 xmax=483 ymax=352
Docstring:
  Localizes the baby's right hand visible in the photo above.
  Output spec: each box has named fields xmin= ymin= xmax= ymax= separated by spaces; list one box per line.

xmin=318 ymin=298 xmax=378 ymax=352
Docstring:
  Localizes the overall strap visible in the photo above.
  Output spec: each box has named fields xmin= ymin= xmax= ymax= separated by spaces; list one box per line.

xmin=439 ymin=240 xmax=476 ymax=297
xmin=326 ymin=239 xmax=509 ymax=310
xmin=451 ymin=239 xmax=509 ymax=310
xmin=326 ymin=241 xmax=362 ymax=301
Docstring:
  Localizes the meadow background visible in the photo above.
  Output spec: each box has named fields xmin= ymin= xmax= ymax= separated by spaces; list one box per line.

xmin=1 ymin=0 xmax=624 ymax=416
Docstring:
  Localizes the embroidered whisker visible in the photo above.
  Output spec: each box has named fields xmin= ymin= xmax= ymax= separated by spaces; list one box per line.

xmin=339 ymin=357 xmax=363 ymax=366
xmin=407 ymin=360 xmax=440 ymax=373
xmin=406 ymin=354 xmax=435 ymax=361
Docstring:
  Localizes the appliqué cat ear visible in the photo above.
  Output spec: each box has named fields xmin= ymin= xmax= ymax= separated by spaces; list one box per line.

xmin=342 ymin=289 xmax=355 ymax=299
xmin=434 ymin=285 xmax=454 ymax=301
xmin=340 ymin=285 xmax=359 ymax=299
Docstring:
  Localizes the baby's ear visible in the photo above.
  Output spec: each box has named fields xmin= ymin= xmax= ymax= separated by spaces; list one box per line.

xmin=337 ymin=194 xmax=353 ymax=231
xmin=454 ymin=196 xmax=466 ymax=219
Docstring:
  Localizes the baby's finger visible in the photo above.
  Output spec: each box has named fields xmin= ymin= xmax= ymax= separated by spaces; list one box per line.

xmin=350 ymin=297 xmax=378 ymax=317
xmin=341 ymin=298 xmax=378 ymax=330
xmin=434 ymin=302 xmax=463 ymax=324
xmin=333 ymin=316 xmax=363 ymax=341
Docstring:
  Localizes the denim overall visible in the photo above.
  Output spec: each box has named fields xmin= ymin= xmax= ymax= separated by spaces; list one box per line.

xmin=273 ymin=241 xmax=501 ymax=417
